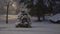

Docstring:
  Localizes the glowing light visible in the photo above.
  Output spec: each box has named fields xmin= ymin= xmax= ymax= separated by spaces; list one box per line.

xmin=12 ymin=4 xmax=15 ymax=7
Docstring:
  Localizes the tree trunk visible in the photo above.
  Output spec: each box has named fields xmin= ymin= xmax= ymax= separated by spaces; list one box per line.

xmin=37 ymin=11 xmax=41 ymax=21
xmin=43 ymin=14 xmax=45 ymax=20
xmin=37 ymin=16 xmax=40 ymax=21
xmin=42 ymin=11 xmax=45 ymax=21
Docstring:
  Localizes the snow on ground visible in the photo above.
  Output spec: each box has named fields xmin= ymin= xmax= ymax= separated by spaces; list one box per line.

xmin=0 ymin=15 xmax=18 ymax=20
xmin=0 ymin=15 xmax=60 ymax=34
xmin=0 ymin=23 xmax=60 ymax=34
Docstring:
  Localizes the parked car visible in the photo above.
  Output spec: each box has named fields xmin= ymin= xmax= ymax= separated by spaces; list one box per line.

xmin=48 ymin=13 xmax=60 ymax=24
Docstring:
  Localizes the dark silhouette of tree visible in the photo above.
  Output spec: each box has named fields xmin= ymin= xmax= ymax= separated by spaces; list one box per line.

xmin=33 ymin=0 xmax=46 ymax=21
xmin=24 ymin=0 xmax=48 ymax=21
xmin=48 ymin=0 xmax=56 ymax=15
xmin=19 ymin=0 xmax=57 ymax=21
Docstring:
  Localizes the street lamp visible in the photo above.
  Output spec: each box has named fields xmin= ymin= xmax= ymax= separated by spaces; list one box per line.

xmin=6 ymin=2 xmax=10 ymax=24
xmin=6 ymin=1 xmax=13 ymax=24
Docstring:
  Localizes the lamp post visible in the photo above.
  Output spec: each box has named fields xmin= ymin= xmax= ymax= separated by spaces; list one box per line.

xmin=5 ymin=0 xmax=13 ymax=24
xmin=6 ymin=2 xmax=9 ymax=24
xmin=6 ymin=1 xmax=12 ymax=24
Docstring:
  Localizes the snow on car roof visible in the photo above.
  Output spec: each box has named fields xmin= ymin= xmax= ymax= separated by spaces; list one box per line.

xmin=48 ymin=14 xmax=60 ymax=21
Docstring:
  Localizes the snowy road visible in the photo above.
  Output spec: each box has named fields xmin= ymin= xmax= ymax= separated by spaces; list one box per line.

xmin=0 ymin=16 xmax=60 ymax=34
